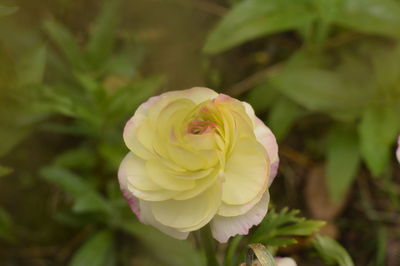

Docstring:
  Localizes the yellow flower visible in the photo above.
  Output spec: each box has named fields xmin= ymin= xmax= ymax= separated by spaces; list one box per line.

xmin=118 ymin=87 xmax=278 ymax=242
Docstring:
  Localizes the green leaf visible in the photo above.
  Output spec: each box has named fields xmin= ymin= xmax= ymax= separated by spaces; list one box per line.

xmin=269 ymin=51 xmax=375 ymax=120
xmin=16 ymin=45 xmax=46 ymax=87
xmin=204 ymin=0 xmax=315 ymax=54
xmin=40 ymin=166 xmax=111 ymax=214
xmin=244 ymin=83 xmax=279 ymax=113
xmin=106 ymin=76 xmax=163 ymax=122
xmin=0 ymin=165 xmax=12 ymax=177
xmin=69 ymin=230 xmax=115 ymax=266
xmin=0 ymin=4 xmax=18 ymax=17
xmin=43 ymin=20 xmax=86 ymax=69
xmin=120 ymin=220 xmax=205 ymax=266
xmin=0 ymin=207 xmax=12 ymax=241
xmin=326 ymin=125 xmax=360 ymax=202
xmin=252 ymin=208 xmax=325 ymax=247
xmin=54 ymin=147 xmax=96 ymax=170
xmin=85 ymin=0 xmax=121 ymax=68
xmin=358 ymin=105 xmax=399 ymax=176
xmin=267 ymin=98 xmax=304 ymax=141
xmin=313 ymin=235 xmax=354 ymax=266
xmin=277 ymin=220 xmax=327 ymax=236
xmin=335 ymin=0 xmax=400 ymax=38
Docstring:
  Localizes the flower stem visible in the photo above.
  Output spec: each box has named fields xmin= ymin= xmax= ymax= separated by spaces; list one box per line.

xmin=200 ymin=225 xmax=219 ymax=266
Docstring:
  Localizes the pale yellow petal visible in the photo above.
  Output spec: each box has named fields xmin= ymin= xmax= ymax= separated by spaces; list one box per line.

xmin=221 ymin=138 xmax=269 ymax=205
xmin=146 ymin=160 xmax=196 ymax=191
xmin=119 ymin=152 xmax=160 ymax=191
xmin=150 ymin=183 xmax=222 ymax=230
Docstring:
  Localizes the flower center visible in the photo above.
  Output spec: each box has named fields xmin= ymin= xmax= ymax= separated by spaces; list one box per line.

xmin=188 ymin=120 xmax=217 ymax=135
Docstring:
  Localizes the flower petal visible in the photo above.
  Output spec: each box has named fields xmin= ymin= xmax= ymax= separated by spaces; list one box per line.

xmin=254 ymin=117 xmax=279 ymax=184
xmin=276 ymin=257 xmax=297 ymax=266
xmin=119 ymin=152 xmax=160 ymax=191
xmin=146 ymin=160 xmax=196 ymax=191
xmin=221 ymin=138 xmax=269 ymax=205
xmin=211 ymin=191 xmax=270 ymax=243
xmin=150 ymin=183 xmax=221 ymax=231
xmin=139 ymin=200 xmax=189 ymax=240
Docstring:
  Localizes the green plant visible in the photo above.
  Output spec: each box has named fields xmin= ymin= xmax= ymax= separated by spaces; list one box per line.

xmin=205 ymin=0 xmax=400 ymax=203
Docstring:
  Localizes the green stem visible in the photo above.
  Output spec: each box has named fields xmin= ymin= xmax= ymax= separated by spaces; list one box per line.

xmin=224 ymin=235 xmax=243 ymax=266
xmin=200 ymin=226 xmax=219 ymax=266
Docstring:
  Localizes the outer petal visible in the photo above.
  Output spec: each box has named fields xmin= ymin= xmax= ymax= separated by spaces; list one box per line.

xmin=119 ymin=153 xmax=178 ymax=201
xmin=221 ymin=138 xmax=269 ymax=205
xmin=139 ymin=200 xmax=189 ymax=240
xmin=150 ymin=183 xmax=221 ymax=231
xmin=211 ymin=191 xmax=270 ymax=243
xmin=254 ymin=117 xmax=279 ymax=185
xmin=242 ymin=101 xmax=279 ymax=184
xmin=397 ymin=135 xmax=400 ymax=163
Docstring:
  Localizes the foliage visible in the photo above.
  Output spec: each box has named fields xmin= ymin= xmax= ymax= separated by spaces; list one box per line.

xmin=313 ymin=235 xmax=354 ymax=266
xmin=251 ymin=208 xmax=325 ymax=246
xmin=206 ymin=0 xmax=400 ymax=203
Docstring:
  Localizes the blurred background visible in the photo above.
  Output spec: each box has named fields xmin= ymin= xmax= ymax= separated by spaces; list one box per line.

xmin=0 ymin=0 xmax=400 ymax=265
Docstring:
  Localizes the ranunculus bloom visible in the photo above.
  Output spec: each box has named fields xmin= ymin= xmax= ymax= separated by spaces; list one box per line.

xmin=275 ymin=257 xmax=297 ymax=266
xmin=118 ymin=87 xmax=278 ymax=242
xmin=397 ymin=136 xmax=400 ymax=163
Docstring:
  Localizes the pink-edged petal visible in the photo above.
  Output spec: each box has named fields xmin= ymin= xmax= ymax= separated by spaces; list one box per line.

xmin=397 ymin=135 xmax=400 ymax=163
xmin=211 ymin=191 xmax=270 ymax=243
xmin=121 ymin=190 xmax=141 ymax=219
xmin=242 ymin=102 xmax=279 ymax=185
xmin=139 ymin=200 xmax=189 ymax=240
xmin=254 ymin=117 xmax=279 ymax=185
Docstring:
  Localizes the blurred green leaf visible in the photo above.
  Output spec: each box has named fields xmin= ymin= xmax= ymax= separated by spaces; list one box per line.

xmin=0 ymin=4 xmax=17 ymax=17
xmin=16 ymin=45 xmax=46 ymax=87
xmin=204 ymin=0 xmax=315 ymax=54
xmin=0 ymin=207 xmax=12 ymax=241
xmin=69 ymin=230 xmax=115 ymax=266
xmin=335 ymin=0 xmax=400 ymax=38
xmin=0 ymin=165 xmax=12 ymax=177
xmin=358 ymin=105 xmax=399 ymax=176
xmin=43 ymin=19 xmax=86 ymax=69
xmin=244 ymin=83 xmax=279 ymax=112
xmin=54 ymin=147 xmax=96 ymax=170
xmin=267 ymin=98 xmax=304 ymax=141
xmin=270 ymin=64 xmax=365 ymax=116
xmin=120 ymin=220 xmax=205 ymax=266
xmin=326 ymin=125 xmax=360 ymax=202
xmin=313 ymin=235 xmax=354 ymax=266
xmin=40 ymin=166 xmax=111 ymax=214
xmin=85 ymin=0 xmax=121 ymax=68
xmin=106 ymin=75 xmax=163 ymax=122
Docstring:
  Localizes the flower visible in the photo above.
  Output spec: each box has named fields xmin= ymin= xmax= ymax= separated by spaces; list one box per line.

xmin=275 ymin=257 xmax=297 ymax=266
xmin=397 ymin=136 xmax=400 ymax=163
xmin=118 ymin=87 xmax=278 ymax=243
xmin=239 ymin=257 xmax=297 ymax=266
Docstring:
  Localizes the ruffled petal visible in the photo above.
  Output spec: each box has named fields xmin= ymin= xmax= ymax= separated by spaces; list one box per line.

xmin=221 ymin=138 xmax=269 ymax=205
xmin=119 ymin=152 xmax=160 ymax=191
xmin=254 ymin=117 xmax=279 ymax=184
xmin=139 ymin=200 xmax=189 ymax=240
xmin=211 ymin=191 xmax=270 ymax=243
xmin=150 ymin=183 xmax=221 ymax=231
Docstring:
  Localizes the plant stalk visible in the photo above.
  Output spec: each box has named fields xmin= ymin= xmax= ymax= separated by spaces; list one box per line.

xmin=200 ymin=225 xmax=219 ymax=266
